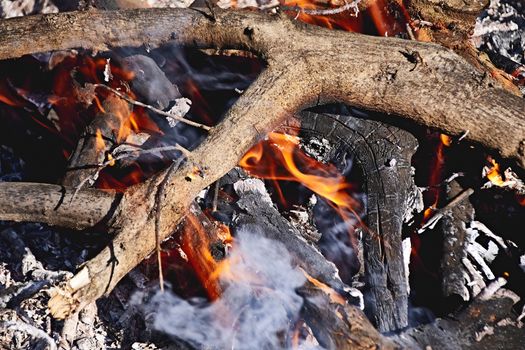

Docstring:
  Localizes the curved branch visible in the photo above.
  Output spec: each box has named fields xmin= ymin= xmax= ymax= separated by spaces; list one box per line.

xmin=0 ymin=8 xmax=523 ymax=167
xmin=48 ymin=64 xmax=312 ymax=315
xmin=0 ymin=182 xmax=117 ymax=229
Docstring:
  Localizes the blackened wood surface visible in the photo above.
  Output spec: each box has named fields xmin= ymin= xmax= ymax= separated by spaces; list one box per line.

xmin=440 ymin=180 xmax=475 ymax=300
xmin=288 ymin=111 xmax=419 ymax=332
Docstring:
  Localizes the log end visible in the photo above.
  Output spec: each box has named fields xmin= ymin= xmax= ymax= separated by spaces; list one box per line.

xmin=48 ymin=267 xmax=91 ymax=319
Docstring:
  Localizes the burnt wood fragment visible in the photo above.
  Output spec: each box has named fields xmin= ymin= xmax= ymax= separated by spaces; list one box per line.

xmin=285 ymin=110 xmax=420 ymax=332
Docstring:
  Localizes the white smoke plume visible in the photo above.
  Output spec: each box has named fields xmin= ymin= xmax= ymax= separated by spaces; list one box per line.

xmin=140 ymin=228 xmax=314 ymax=349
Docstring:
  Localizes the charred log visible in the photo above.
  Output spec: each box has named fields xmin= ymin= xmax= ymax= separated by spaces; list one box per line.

xmin=284 ymin=110 xmax=420 ymax=332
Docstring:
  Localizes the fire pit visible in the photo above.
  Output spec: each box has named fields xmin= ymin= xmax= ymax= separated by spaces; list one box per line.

xmin=0 ymin=0 xmax=524 ymax=349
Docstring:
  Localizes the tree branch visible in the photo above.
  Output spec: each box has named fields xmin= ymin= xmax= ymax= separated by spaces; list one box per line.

xmin=0 ymin=182 xmax=117 ymax=229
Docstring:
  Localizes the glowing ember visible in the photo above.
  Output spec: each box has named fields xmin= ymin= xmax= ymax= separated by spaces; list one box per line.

xmin=278 ymin=0 xmax=411 ymax=35
xmin=485 ymin=157 xmax=505 ymax=187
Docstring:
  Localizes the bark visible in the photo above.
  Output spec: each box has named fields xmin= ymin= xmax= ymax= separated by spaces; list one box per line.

xmin=0 ymin=182 xmax=117 ymax=229
xmin=0 ymin=9 xmax=523 ymax=166
xmin=0 ymin=7 xmax=522 ymax=321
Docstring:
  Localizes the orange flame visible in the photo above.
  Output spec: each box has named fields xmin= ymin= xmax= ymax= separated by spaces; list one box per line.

xmin=240 ymin=132 xmax=360 ymax=212
xmin=486 ymin=157 xmax=505 ymax=187
xmin=95 ymin=129 xmax=105 ymax=152
xmin=301 ymin=268 xmax=345 ymax=305
xmin=181 ymin=213 xmax=233 ymax=300
xmin=280 ymin=0 xmax=411 ymax=34
xmin=421 ymin=133 xmax=451 ymax=223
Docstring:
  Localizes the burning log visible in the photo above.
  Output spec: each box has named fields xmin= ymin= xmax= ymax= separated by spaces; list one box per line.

xmin=231 ymin=176 xmax=362 ymax=303
xmin=0 ymin=5 xmax=523 ymax=334
xmin=286 ymin=110 xmax=420 ymax=332
xmin=394 ymin=279 xmax=525 ymax=349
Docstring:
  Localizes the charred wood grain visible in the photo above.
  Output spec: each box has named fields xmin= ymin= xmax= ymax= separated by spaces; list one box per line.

xmin=394 ymin=282 xmax=524 ymax=349
xmin=286 ymin=111 xmax=419 ymax=332
xmin=298 ymin=280 xmax=396 ymax=350
xmin=440 ymin=180 xmax=475 ymax=301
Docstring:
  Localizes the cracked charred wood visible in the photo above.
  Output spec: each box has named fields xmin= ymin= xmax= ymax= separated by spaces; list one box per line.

xmin=394 ymin=280 xmax=524 ymax=349
xmin=440 ymin=179 xmax=475 ymax=301
xmin=0 ymin=8 xmax=522 ymax=319
xmin=231 ymin=177 xmax=362 ymax=304
xmin=283 ymin=110 xmax=419 ymax=332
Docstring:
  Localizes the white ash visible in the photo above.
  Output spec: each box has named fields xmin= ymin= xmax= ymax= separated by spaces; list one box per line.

xmin=166 ymin=97 xmax=192 ymax=128
xmin=233 ymin=178 xmax=273 ymax=206
xmin=475 ymin=325 xmax=494 ymax=342
xmin=0 ymin=0 xmax=57 ymax=18
xmin=217 ymin=0 xmax=278 ymax=10
xmin=146 ymin=0 xmax=194 ymax=8
xmin=482 ymin=165 xmax=525 ymax=194
xmin=301 ymin=136 xmax=333 ymax=163
xmin=103 ymin=58 xmax=112 ymax=83
xmin=462 ymin=257 xmax=486 ymax=298
xmin=404 ymin=167 xmax=424 ymax=224
xmin=402 ymin=238 xmax=411 ymax=295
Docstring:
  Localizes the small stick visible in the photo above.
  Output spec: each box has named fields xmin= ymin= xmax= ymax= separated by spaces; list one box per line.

xmin=93 ymin=84 xmax=212 ymax=131
xmin=419 ymin=187 xmax=475 ymax=233
xmin=212 ymin=180 xmax=220 ymax=212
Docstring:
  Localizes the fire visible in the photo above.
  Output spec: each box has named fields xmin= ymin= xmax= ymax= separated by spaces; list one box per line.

xmin=301 ymin=268 xmax=345 ymax=305
xmin=421 ymin=133 xmax=451 ymax=224
xmin=181 ymin=213 xmax=233 ymax=300
xmin=95 ymin=129 xmax=105 ymax=152
xmin=280 ymin=0 xmax=411 ymax=35
xmin=240 ymin=132 xmax=360 ymax=212
xmin=485 ymin=157 xmax=505 ymax=187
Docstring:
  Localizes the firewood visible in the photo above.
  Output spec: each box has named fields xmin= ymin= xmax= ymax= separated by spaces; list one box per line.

xmin=440 ymin=180 xmax=475 ymax=301
xmin=0 ymin=7 xmax=522 ymax=323
xmin=0 ymin=9 xmax=523 ymax=166
xmin=287 ymin=110 xmax=420 ymax=332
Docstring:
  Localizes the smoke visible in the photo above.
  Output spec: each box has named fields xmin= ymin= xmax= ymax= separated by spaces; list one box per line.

xmin=139 ymin=228 xmax=309 ymax=349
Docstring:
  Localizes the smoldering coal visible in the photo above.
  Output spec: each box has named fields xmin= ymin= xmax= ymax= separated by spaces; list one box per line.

xmin=137 ymin=229 xmax=312 ymax=349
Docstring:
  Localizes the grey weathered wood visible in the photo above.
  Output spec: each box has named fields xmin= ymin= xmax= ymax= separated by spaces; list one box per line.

xmin=287 ymin=111 xmax=418 ymax=332
xmin=440 ymin=180 xmax=475 ymax=301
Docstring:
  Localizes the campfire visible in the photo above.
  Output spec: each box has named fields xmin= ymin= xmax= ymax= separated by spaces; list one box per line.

xmin=0 ymin=0 xmax=524 ymax=349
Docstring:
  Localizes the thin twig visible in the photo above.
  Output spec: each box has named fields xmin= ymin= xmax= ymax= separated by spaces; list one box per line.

xmin=70 ymin=144 xmax=191 ymax=203
xmin=153 ymin=158 xmax=185 ymax=292
xmin=92 ymin=84 xmax=212 ymax=131
xmin=212 ymin=180 xmax=220 ymax=212
xmin=418 ymin=187 xmax=475 ymax=233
